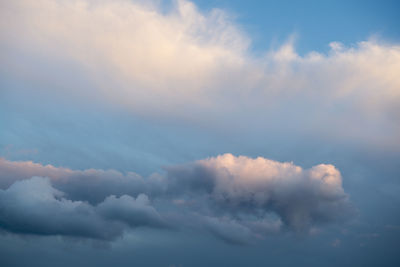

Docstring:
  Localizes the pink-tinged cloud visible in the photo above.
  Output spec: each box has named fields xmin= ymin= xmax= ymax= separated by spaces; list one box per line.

xmin=1 ymin=0 xmax=399 ymax=149
xmin=0 ymin=154 xmax=354 ymax=243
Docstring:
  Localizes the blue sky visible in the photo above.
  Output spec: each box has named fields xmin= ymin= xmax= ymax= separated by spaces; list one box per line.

xmin=1 ymin=0 xmax=400 ymax=266
xmin=196 ymin=0 xmax=400 ymax=54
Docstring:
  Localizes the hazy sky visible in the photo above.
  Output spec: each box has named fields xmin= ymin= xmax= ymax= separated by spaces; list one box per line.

xmin=1 ymin=0 xmax=400 ymax=266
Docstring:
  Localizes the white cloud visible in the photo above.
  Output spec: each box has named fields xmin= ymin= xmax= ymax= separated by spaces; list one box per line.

xmin=1 ymin=0 xmax=400 ymax=148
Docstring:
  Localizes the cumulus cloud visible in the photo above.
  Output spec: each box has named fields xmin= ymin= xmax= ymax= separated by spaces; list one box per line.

xmin=1 ymin=0 xmax=399 ymax=149
xmin=0 ymin=157 xmax=165 ymax=204
xmin=0 ymin=176 xmax=167 ymax=240
xmin=200 ymin=215 xmax=254 ymax=245
xmin=0 ymin=155 xmax=353 ymax=243
xmin=166 ymin=154 xmax=353 ymax=232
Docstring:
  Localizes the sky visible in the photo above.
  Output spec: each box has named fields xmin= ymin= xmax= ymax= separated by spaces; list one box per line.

xmin=0 ymin=0 xmax=399 ymax=266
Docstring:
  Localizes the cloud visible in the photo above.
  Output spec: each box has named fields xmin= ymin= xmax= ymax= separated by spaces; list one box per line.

xmin=1 ymin=0 xmax=249 ymax=113
xmin=0 ymin=155 xmax=353 ymax=243
xmin=0 ymin=176 xmax=167 ymax=240
xmin=166 ymin=154 xmax=353 ymax=232
xmin=200 ymin=215 xmax=254 ymax=245
xmin=0 ymin=157 xmax=166 ymax=204
xmin=1 ymin=0 xmax=399 ymax=149
xmin=97 ymin=194 xmax=167 ymax=229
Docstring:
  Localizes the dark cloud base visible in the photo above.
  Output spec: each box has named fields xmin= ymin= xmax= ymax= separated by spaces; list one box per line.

xmin=0 ymin=155 xmax=354 ymax=244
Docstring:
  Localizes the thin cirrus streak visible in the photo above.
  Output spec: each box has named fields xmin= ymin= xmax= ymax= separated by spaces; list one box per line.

xmin=0 ymin=155 xmax=354 ymax=244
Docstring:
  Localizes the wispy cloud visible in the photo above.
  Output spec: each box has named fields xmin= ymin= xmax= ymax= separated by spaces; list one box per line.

xmin=1 ymin=0 xmax=399 ymax=150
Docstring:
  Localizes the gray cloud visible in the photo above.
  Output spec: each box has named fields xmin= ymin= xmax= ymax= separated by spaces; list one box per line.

xmin=165 ymin=154 xmax=354 ymax=232
xmin=0 ymin=157 xmax=165 ymax=204
xmin=0 ymin=155 xmax=353 ymax=243
xmin=200 ymin=215 xmax=254 ymax=245
xmin=0 ymin=176 xmax=167 ymax=240
xmin=97 ymin=194 xmax=167 ymax=228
